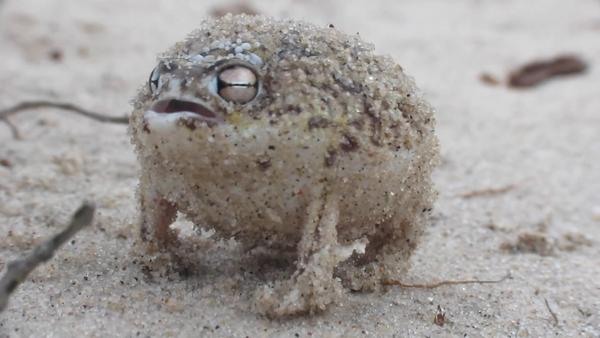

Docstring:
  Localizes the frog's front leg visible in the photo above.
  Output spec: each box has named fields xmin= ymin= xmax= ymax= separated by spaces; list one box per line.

xmin=138 ymin=175 xmax=178 ymax=248
xmin=255 ymin=187 xmax=360 ymax=317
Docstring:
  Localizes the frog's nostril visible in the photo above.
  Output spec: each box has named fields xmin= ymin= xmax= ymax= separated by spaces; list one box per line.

xmin=151 ymin=99 xmax=217 ymax=119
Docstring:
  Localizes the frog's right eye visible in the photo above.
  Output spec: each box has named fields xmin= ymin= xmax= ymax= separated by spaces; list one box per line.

xmin=148 ymin=65 xmax=161 ymax=93
xmin=216 ymin=64 xmax=259 ymax=104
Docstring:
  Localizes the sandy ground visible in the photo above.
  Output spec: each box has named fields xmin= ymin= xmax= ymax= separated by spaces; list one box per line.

xmin=0 ymin=0 xmax=599 ymax=337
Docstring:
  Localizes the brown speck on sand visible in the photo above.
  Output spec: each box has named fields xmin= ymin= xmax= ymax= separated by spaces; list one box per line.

xmin=48 ymin=49 xmax=63 ymax=62
xmin=78 ymin=21 xmax=105 ymax=35
xmin=508 ymin=55 xmax=587 ymax=88
xmin=77 ymin=46 xmax=90 ymax=58
xmin=209 ymin=2 xmax=259 ymax=18
xmin=434 ymin=305 xmax=446 ymax=326
xmin=0 ymin=159 xmax=12 ymax=168
xmin=500 ymin=231 xmax=555 ymax=256
xmin=479 ymin=72 xmax=500 ymax=86
xmin=163 ymin=297 xmax=185 ymax=313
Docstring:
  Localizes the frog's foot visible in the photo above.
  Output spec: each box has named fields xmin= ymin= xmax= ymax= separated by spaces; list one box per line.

xmin=139 ymin=186 xmax=179 ymax=251
xmin=254 ymin=189 xmax=366 ymax=317
xmin=337 ymin=216 xmax=419 ymax=291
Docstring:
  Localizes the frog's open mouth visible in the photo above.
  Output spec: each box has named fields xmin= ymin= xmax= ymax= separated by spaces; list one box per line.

xmin=151 ymin=99 xmax=217 ymax=118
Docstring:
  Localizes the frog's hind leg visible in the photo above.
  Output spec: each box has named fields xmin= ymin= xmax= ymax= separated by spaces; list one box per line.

xmin=254 ymin=187 xmax=362 ymax=317
xmin=138 ymin=175 xmax=179 ymax=248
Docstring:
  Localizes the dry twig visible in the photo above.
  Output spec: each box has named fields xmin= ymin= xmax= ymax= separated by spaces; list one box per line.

xmin=0 ymin=101 xmax=129 ymax=123
xmin=459 ymin=184 xmax=517 ymax=199
xmin=508 ymin=55 xmax=587 ymax=88
xmin=0 ymin=100 xmax=129 ymax=139
xmin=0 ymin=117 xmax=22 ymax=140
xmin=544 ymin=298 xmax=559 ymax=326
xmin=383 ymin=272 xmax=510 ymax=289
xmin=0 ymin=202 xmax=95 ymax=312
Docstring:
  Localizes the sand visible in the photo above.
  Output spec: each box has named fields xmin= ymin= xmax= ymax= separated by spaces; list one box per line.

xmin=0 ymin=0 xmax=599 ymax=337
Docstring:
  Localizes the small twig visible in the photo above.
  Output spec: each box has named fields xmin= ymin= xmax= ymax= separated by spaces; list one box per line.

xmin=459 ymin=184 xmax=517 ymax=199
xmin=0 ymin=101 xmax=129 ymax=123
xmin=0 ymin=117 xmax=22 ymax=140
xmin=0 ymin=101 xmax=129 ymax=139
xmin=0 ymin=202 xmax=95 ymax=312
xmin=382 ymin=272 xmax=510 ymax=288
xmin=544 ymin=298 xmax=559 ymax=326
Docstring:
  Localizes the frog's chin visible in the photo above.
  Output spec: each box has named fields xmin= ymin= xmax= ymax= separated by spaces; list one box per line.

xmin=145 ymin=98 xmax=224 ymax=126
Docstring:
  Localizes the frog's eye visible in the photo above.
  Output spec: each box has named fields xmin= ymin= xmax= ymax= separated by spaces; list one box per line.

xmin=148 ymin=65 xmax=161 ymax=93
xmin=217 ymin=65 xmax=258 ymax=104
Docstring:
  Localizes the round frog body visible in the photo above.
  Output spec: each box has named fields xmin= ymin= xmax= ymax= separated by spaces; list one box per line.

xmin=130 ymin=15 xmax=438 ymax=317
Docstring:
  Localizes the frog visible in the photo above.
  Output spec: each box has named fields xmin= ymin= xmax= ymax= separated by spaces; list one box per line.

xmin=129 ymin=14 xmax=439 ymax=317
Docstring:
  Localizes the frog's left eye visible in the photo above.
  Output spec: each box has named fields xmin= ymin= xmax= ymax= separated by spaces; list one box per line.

xmin=148 ymin=65 xmax=161 ymax=93
xmin=217 ymin=65 xmax=258 ymax=104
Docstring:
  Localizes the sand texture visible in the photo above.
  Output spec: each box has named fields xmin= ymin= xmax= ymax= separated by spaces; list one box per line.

xmin=1 ymin=0 xmax=599 ymax=337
